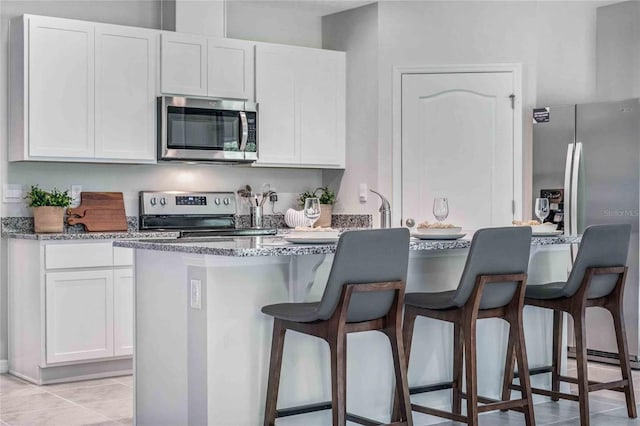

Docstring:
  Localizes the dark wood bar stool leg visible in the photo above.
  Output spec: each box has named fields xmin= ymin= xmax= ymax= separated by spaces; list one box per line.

xmin=264 ymin=319 xmax=287 ymax=426
xmin=452 ymin=323 xmax=463 ymax=415
xmin=463 ymin=315 xmax=479 ymax=426
xmin=511 ymin=307 xmax=535 ymax=425
xmin=500 ymin=329 xmax=516 ymax=405
xmin=329 ymin=330 xmax=348 ymax=426
xmin=610 ymin=299 xmax=637 ymax=418
xmin=551 ymin=310 xmax=562 ymax=401
xmin=572 ymin=309 xmax=590 ymax=426
xmin=387 ymin=318 xmax=413 ymax=423
xmin=392 ymin=308 xmax=418 ymax=422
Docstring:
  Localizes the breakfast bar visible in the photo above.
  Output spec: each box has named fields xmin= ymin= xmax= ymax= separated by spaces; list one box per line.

xmin=115 ymin=234 xmax=579 ymax=426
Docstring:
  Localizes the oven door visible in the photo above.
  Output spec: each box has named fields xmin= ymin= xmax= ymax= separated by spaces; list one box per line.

xmin=159 ymin=97 xmax=257 ymax=162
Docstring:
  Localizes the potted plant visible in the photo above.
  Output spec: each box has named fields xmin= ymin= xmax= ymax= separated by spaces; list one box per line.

xmin=26 ymin=185 xmax=72 ymax=233
xmin=298 ymin=186 xmax=336 ymax=227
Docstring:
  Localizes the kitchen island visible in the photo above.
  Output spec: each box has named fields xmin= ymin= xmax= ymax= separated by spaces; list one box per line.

xmin=115 ymin=233 xmax=578 ymax=426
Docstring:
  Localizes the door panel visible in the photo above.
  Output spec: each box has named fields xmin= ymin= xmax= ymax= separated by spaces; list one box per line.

xmin=161 ymin=33 xmax=207 ymax=96
xmin=46 ymin=270 xmax=114 ymax=364
xmin=401 ymin=72 xmax=515 ymax=230
xmin=95 ymin=25 xmax=156 ymax=161
xmin=28 ymin=16 xmax=94 ymax=158
xmin=114 ymin=268 xmax=134 ymax=356
xmin=207 ymin=38 xmax=254 ymax=100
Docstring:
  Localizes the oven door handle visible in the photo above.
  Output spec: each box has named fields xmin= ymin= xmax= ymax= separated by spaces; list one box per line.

xmin=239 ymin=112 xmax=249 ymax=151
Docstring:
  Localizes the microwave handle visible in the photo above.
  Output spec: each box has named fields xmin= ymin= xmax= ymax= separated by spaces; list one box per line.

xmin=239 ymin=112 xmax=249 ymax=151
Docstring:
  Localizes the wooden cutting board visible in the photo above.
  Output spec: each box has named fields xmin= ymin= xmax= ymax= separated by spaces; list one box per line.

xmin=67 ymin=192 xmax=125 ymax=217
xmin=66 ymin=192 xmax=127 ymax=232
xmin=67 ymin=209 xmax=128 ymax=232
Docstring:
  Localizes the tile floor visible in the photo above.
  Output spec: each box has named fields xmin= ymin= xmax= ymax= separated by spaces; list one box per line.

xmin=0 ymin=374 xmax=132 ymax=426
xmin=1 ymin=361 xmax=640 ymax=425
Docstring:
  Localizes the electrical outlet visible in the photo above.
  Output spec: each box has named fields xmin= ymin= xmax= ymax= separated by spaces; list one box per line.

xmin=190 ymin=279 xmax=202 ymax=310
xmin=3 ymin=184 xmax=24 ymax=203
xmin=269 ymin=193 xmax=278 ymax=202
xmin=359 ymin=183 xmax=368 ymax=203
xmin=70 ymin=185 xmax=82 ymax=207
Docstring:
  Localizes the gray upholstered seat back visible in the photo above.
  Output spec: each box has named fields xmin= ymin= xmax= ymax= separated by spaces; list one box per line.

xmin=316 ymin=228 xmax=410 ymax=323
xmin=561 ymin=224 xmax=631 ymax=298
xmin=452 ymin=227 xmax=532 ymax=310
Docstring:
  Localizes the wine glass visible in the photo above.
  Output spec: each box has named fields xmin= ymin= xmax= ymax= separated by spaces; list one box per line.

xmin=303 ymin=197 xmax=321 ymax=227
xmin=534 ymin=198 xmax=550 ymax=223
xmin=433 ymin=198 xmax=449 ymax=222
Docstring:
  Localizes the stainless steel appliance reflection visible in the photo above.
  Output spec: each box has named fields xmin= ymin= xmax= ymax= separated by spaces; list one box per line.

xmin=139 ymin=191 xmax=276 ymax=237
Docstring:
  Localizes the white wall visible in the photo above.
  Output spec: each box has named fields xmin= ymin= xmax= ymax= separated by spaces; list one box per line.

xmin=226 ymin=0 xmax=322 ymax=48
xmin=322 ymin=3 xmax=378 ymax=218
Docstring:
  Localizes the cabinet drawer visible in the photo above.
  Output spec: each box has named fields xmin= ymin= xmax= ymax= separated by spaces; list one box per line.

xmin=45 ymin=243 xmax=113 ymax=269
xmin=113 ymin=247 xmax=133 ymax=266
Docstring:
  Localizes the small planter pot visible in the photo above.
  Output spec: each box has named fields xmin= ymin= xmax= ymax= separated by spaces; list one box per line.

xmin=315 ymin=204 xmax=333 ymax=228
xmin=33 ymin=206 xmax=66 ymax=233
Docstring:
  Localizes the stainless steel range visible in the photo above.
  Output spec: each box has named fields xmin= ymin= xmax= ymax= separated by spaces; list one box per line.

xmin=139 ymin=191 xmax=277 ymax=238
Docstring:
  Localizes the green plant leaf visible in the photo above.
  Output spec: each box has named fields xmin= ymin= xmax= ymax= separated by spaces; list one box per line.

xmin=25 ymin=185 xmax=72 ymax=208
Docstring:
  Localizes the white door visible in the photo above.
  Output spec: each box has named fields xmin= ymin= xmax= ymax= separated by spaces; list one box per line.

xmin=255 ymin=45 xmax=298 ymax=165
xmin=46 ymin=270 xmax=114 ymax=363
xmin=401 ymin=72 xmax=516 ymax=230
xmin=28 ymin=16 xmax=95 ymax=158
xmin=113 ymin=268 xmax=134 ymax=356
xmin=161 ymin=33 xmax=207 ymax=96
xmin=95 ymin=25 xmax=156 ymax=161
xmin=207 ymin=38 xmax=254 ymax=100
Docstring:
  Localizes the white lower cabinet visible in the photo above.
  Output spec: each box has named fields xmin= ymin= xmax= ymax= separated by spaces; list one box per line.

xmin=8 ymin=239 xmax=134 ymax=384
xmin=114 ymin=268 xmax=134 ymax=356
xmin=45 ymin=269 xmax=114 ymax=364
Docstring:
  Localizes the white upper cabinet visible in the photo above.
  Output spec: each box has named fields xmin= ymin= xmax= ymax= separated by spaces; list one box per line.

xmin=255 ymin=44 xmax=346 ymax=168
xmin=160 ymin=33 xmax=254 ymax=100
xmin=25 ymin=16 xmax=95 ymax=159
xmin=160 ymin=33 xmax=207 ymax=96
xmin=255 ymin=44 xmax=298 ymax=164
xmin=95 ymin=25 xmax=156 ymax=161
xmin=207 ymin=38 xmax=254 ymax=100
xmin=9 ymin=15 xmax=158 ymax=163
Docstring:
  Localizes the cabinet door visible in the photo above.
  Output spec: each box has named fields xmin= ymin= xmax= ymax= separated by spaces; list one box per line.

xmin=161 ymin=33 xmax=207 ymax=96
xmin=95 ymin=25 xmax=157 ymax=161
xmin=255 ymin=44 xmax=298 ymax=165
xmin=298 ymin=50 xmax=346 ymax=168
xmin=207 ymin=38 xmax=254 ymax=100
xmin=46 ymin=270 xmax=114 ymax=364
xmin=28 ymin=16 xmax=94 ymax=158
xmin=114 ymin=268 xmax=134 ymax=356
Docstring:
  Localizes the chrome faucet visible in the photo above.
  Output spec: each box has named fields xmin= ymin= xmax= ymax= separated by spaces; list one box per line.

xmin=370 ymin=189 xmax=391 ymax=228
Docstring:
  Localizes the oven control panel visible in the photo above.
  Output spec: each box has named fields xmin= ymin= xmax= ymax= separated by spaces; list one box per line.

xmin=139 ymin=191 xmax=236 ymax=216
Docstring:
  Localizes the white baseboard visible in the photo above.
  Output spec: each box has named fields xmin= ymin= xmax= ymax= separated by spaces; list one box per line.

xmin=0 ymin=359 xmax=8 ymax=374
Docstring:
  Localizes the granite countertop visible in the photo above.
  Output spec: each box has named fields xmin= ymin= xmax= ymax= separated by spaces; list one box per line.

xmin=113 ymin=234 xmax=582 ymax=257
xmin=3 ymin=230 xmax=180 ymax=240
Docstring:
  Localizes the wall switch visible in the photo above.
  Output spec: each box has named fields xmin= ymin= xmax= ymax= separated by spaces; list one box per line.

xmin=70 ymin=185 xmax=82 ymax=207
xmin=3 ymin=184 xmax=24 ymax=203
xmin=359 ymin=183 xmax=368 ymax=203
xmin=190 ymin=279 xmax=202 ymax=310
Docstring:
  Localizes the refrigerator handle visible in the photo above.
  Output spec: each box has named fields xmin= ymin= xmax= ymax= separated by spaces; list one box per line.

xmin=563 ymin=143 xmax=575 ymax=235
xmin=570 ymin=142 xmax=583 ymax=236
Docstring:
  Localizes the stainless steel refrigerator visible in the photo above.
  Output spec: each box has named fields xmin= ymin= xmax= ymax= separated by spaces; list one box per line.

xmin=533 ymin=98 xmax=640 ymax=367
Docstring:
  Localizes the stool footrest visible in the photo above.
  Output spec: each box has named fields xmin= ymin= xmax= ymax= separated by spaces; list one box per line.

xmin=477 ymin=399 xmax=528 ymax=413
xmin=588 ymin=379 xmax=628 ymax=392
xmin=410 ymin=404 xmax=467 ymax=423
xmin=276 ymin=402 xmax=332 ymax=418
xmin=409 ymin=381 xmax=453 ymax=395
xmin=511 ymin=384 xmax=580 ymax=402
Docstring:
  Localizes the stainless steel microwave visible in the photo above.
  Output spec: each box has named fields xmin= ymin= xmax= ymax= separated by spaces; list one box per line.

xmin=158 ymin=96 xmax=258 ymax=163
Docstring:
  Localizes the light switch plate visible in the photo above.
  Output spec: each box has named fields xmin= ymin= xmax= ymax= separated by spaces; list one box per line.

xmin=190 ymin=279 xmax=202 ymax=310
xmin=3 ymin=184 xmax=24 ymax=203
xmin=70 ymin=185 xmax=82 ymax=207
xmin=359 ymin=183 xmax=368 ymax=203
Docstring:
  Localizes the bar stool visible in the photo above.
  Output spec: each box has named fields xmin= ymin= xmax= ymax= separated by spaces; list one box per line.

xmin=502 ymin=224 xmax=636 ymax=426
xmin=396 ymin=227 xmax=535 ymax=426
xmin=261 ymin=228 xmax=413 ymax=426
